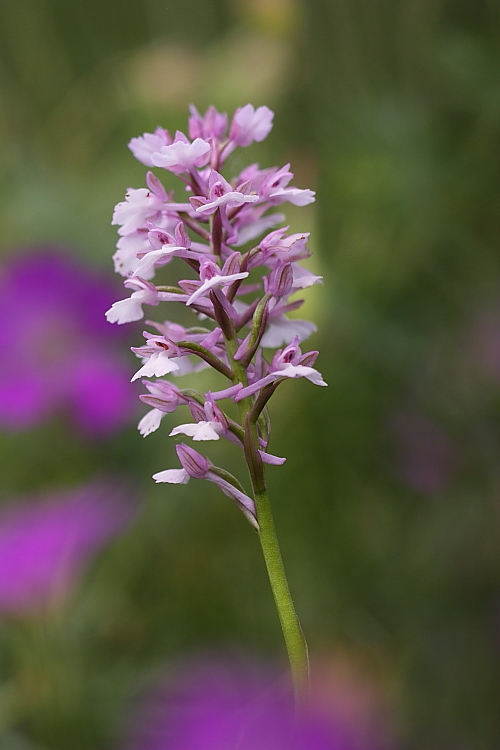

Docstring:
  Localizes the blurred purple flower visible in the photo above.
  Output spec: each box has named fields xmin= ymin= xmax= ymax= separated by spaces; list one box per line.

xmin=0 ymin=481 xmax=134 ymax=613
xmin=0 ymin=247 xmax=135 ymax=437
xmin=124 ymin=658 xmax=387 ymax=750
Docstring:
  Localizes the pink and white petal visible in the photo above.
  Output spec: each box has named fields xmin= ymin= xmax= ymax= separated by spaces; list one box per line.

xmin=132 ymin=248 xmax=176 ymax=278
xmin=105 ymin=295 xmax=145 ymax=325
xmin=128 ymin=129 xmax=171 ymax=166
xmin=291 ymin=265 xmax=323 ymax=289
xmin=152 ymin=138 xmax=211 ymax=173
xmin=112 ymin=188 xmax=162 ymax=234
xmin=170 ymin=421 xmax=221 ymax=441
xmin=113 ymin=233 xmax=153 ymax=278
xmin=270 ymin=187 xmax=316 ymax=206
xmin=230 ymin=105 xmax=274 ymax=147
xmin=195 ymin=192 xmax=258 ymax=215
xmin=186 ymin=272 xmax=249 ymax=306
xmin=279 ymin=363 xmax=328 ymax=386
xmin=152 ymin=468 xmax=190 ymax=484
xmin=138 ymin=408 xmax=164 ymax=437
xmin=131 ymin=352 xmax=180 ymax=382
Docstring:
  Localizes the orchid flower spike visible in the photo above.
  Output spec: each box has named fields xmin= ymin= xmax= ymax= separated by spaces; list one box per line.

xmin=107 ymin=104 xmax=325 ymax=701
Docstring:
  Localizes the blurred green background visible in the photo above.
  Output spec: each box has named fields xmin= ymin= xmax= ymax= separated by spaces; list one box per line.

xmin=1 ymin=0 xmax=500 ymax=747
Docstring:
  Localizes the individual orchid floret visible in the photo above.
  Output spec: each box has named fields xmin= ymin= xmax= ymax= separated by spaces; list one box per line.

xmin=131 ymin=221 xmax=202 ymax=279
xmin=258 ymin=229 xmax=311 ymax=265
xmin=170 ymin=393 xmax=229 ymax=442
xmin=234 ymin=337 xmax=327 ymax=401
xmin=170 ymin=391 xmax=286 ymax=466
xmin=147 ymin=220 xmax=191 ymax=252
xmin=151 ymin=132 xmax=211 ymax=175
xmin=128 ymin=127 xmax=173 ymax=167
xmin=255 ymin=165 xmax=316 ymax=207
xmin=190 ymin=171 xmax=258 ymax=216
xmin=131 ymin=334 xmax=184 ymax=381
xmin=138 ymin=380 xmax=189 ymax=437
xmin=229 ymin=104 xmax=274 ymax=148
xmin=170 ymin=420 xmax=221 ymax=441
xmin=185 ymin=256 xmax=249 ymax=306
xmin=153 ymin=444 xmax=258 ymax=529
xmin=112 ymin=187 xmax=164 ymax=236
xmin=139 ymin=379 xmax=187 ymax=413
xmin=133 ymin=244 xmax=199 ymax=280
xmin=105 ymin=277 xmax=162 ymax=324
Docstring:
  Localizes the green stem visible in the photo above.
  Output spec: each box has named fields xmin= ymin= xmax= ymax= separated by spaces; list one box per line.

xmin=253 ymin=483 xmax=310 ymax=703
xmin=226 ymin=339 xmax=310 ymax=702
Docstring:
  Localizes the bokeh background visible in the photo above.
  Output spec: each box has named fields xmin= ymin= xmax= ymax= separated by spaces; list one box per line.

xmin=1 ymin=0 xmax=500 ymax=747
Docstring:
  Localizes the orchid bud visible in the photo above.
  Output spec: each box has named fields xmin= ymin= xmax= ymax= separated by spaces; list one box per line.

xmin=267 ymin=262 xmax=293 ymax=298
xmin=176 ymin=444 xmax=209 ymax=478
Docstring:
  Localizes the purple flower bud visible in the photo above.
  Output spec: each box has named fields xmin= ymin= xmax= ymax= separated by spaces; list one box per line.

xmin=267 ymin=262 xmax=293 ymax=298
xmin=176 ymin=443 xmax=209 ymax=478
xmin=139 ymin=380 xmax=184 ymax=413
xmin=188 ymin=104 xmax=228 ymax=141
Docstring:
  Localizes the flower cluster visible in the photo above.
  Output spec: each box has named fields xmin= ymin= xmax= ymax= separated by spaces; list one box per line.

xmin=107 ymin=104 xmax=326 ymax=528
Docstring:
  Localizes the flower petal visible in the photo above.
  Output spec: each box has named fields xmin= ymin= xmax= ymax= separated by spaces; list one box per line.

xmin=152 ymin=468 xmax=190 ymax=484
xmin=138 ymin=408 xmax=164 ymax=437
xmin=170 ymin=421 xmax=221 ymax=441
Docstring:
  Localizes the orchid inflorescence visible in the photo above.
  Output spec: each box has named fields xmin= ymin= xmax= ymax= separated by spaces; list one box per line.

xmin=107 ymin=103 xmax=325 ymax=697
xmin=106 ymin=103 xmax=326 ymax=531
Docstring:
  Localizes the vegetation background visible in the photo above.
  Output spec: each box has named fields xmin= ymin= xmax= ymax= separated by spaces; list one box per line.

xmin=0 ymin=0 xmax=499 ymax=747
